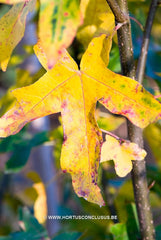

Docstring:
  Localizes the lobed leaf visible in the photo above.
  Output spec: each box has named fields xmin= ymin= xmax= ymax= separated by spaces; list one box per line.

xmin=0 ymin=34 xmax=161 ymax=205
xmin=0 ymin=0 xmax=36 ymax=71
xmin=101 ymin=135 xmax=147 ymax=177
xmin=38 ymin=0 xmax=82 ymax=69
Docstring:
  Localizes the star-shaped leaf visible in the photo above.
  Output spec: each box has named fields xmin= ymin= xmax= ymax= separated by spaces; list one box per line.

xmin=0 ymin=34 xmax=161 ymax=205
xmin=101 ymin=135 xmax=147 ymax=177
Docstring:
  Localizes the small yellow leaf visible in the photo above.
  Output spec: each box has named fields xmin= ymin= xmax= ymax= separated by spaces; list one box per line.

xmin=0 ymin=0 xmax=36 ymax=71
xmin=101 ymin=135 xmax=147 ymax=177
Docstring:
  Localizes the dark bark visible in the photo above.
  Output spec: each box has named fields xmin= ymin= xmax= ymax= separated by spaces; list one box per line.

xmin=106 ymin=0 xmax=158 ymax=239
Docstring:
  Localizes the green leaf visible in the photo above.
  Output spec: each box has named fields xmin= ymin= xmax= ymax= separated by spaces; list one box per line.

xmin=18 ymin=207 xmax=47 ymax=238
xmin=110 ymin=203 xmax=140 ymax=240
xmin=108 ymin=43 xmax=121 ymax=73
xmin=110 ymin=223 xmax=129 ymax=240
xmin=126 ymin=203 xmax=140 ymax=239
xmin=115 ymin=181 xmax=134 ymax=222
xmin=0 ymin=130 xmax=50 ymax=173
xmin=0 ymin=208 xmax=48 ymax=240
xmin=5 ymin=144 xmax=31 ymax=173
xmin=0 ymin=130 xmax=25 ymax=153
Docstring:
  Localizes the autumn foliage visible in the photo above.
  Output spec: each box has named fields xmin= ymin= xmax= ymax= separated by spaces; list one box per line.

xmin=0 ymin=0 xmax=161 ymax=207
xmin=0 ymin=0 xmax=161 ymax=239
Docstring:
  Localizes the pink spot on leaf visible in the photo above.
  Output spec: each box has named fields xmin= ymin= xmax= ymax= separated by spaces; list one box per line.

xmin=135 ymin=84 xmax=140 ymax=93
xmin=122 ymin=108 xmax=135 ymax=117
xmin=102 ymin=98 xmax=108 ymax=105
xmin=124 ymin=167 xmax=129 ymax=171
xmin=61 ymin=100 xmax=67 ymax=109
xmin=58 ymin=49 xmax=63 ymax=55
xmin=79 ymin=190 xmax=87 ymax=197
xmin=64 ymin=12 xmax=69 ymax=17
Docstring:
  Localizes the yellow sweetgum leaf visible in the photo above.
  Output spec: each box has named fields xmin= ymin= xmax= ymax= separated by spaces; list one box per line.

xmin=38 ymin=0 xmax=83 ymax=69
xmin=0 ymin=34 xmax=161 ymax=205
xmin=0 ymin=0 xmax=36 ymax=71
xmin=101 ymin=135 xmax=147 ymax=177
xmin=77 ymin=0 xmax=115 ymax=48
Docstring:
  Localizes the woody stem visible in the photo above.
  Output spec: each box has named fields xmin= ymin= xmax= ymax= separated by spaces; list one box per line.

xmin=106 ymin=0 xmax=157 ymax=239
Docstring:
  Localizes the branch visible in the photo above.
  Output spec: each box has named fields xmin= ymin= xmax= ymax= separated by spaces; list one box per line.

xmin=106 ymin=0 xmax=157 ymax=239
xmin=105 ymin=0 xmax=127 ymax=23
xmin=107 ymin=0 xmax=135 ymax=77
xmin=136 ymin=0 xmax=158 ymax=84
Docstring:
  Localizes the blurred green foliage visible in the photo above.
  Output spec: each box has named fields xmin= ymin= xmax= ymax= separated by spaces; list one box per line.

xmin=0 ymin=208 xmax=48 ymax=240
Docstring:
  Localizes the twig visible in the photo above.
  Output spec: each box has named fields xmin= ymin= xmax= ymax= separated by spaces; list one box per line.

xmin=100 ymin=128 xmax=126 ymax=143
xmin=129 ymin=16 xmax=144 ymax=31
xmin=106 ymin=0 xmax=156 ymax=239
xmin=101 ymin=128 xmax=120 ymax=140
xmin=148 ymin=180 xmax=155 ymax=190
xmin=136 ymin=0 xmax=158 ymax=84
xmin=45 ymin=170 xmax=63 ymax=188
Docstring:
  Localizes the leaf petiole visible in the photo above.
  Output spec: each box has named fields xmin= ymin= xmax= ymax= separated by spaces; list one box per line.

xmin=100 ymin=128 xmax=126 ymax=144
